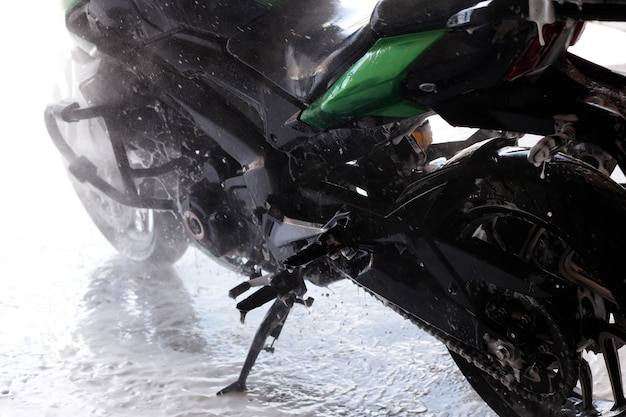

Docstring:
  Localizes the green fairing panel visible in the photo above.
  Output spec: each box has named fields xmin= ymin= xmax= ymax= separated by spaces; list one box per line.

xmin=62 ymin=0 xmax=81 ymax=12
xmin=300 ymin=29 xmax=447 ymax=129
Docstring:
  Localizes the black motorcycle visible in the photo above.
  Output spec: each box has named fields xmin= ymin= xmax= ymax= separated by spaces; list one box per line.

xmin=45 ymin=0 xmax=626 ymax=415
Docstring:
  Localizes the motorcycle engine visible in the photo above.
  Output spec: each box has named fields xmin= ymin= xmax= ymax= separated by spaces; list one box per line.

xmin=178 ymin=135 xmax=270 ymax=273
xmin=182 ymin=178 xmax=242 ymax=258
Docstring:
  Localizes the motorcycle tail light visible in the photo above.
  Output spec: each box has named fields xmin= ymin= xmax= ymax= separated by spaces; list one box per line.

xmin=506 ymin=21 xmax=566 ymax=80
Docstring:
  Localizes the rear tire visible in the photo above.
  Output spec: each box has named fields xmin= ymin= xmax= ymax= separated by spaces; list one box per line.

xmin=442 ymin=210 xmax=585 ymax=416
xmin=430 ymin=170 xmax=626 ymax=416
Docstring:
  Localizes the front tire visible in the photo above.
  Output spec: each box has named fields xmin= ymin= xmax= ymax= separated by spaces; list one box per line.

xmin=73 ymin=180 xmax=188 ymax=264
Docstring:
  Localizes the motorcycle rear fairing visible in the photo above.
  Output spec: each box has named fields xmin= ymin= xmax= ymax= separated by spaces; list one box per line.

xmin=427 ymin=53 xmax=626 ymax=170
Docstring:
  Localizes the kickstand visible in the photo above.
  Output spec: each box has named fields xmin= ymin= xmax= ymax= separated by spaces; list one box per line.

xmin=217 ymin=296 xmax=293 ymax=395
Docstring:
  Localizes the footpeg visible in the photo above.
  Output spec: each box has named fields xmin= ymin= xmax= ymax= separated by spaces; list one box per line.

xmin=236 ymin=286 xmax=279 ymax=324
xmin=228 ymin=274 xmax=271 ymax=299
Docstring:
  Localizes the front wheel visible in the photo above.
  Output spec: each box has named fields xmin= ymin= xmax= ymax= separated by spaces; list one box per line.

xmin=64 ymin=105 xmax=189 ymax=264
xmin=55 ymin=68 xmax=188 ymax=263
xmin=73 ymin=179 xmax=188 ymax=264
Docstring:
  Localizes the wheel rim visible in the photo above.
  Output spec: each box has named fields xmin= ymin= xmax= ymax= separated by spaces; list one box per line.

xmin=451 ymin=210 xmax=626 ymax=416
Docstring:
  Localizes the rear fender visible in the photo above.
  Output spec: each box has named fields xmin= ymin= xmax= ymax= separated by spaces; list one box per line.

xmin=397 ymin=138 xmax=626 ymax=309
xmin=432 ymin=54 xmax=626 ymax=173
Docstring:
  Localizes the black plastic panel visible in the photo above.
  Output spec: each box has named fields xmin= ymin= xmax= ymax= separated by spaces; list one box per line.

xmin=228 ymin=0 xmax=376 ymax=101
xmin=371 ymin=0 xmax=478 ymax=36
xmin=132 ymin=0 xmax=270 ymax=39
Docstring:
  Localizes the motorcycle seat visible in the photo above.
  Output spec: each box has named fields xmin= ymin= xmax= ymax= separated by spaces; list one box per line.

xmin=371 ymin=0 xmax=475 ymax=36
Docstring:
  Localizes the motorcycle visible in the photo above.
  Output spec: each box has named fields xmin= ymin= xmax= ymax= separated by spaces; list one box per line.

xmin=45 ymin=0 xmax=626 ymax=415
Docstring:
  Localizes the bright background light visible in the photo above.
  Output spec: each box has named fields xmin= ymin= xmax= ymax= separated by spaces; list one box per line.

xmin=0 ymin=0 xmax=82 ymax=243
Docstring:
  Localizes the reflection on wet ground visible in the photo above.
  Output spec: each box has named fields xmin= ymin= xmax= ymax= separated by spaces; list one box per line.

xmin=69 ymin=258 xmax=214 ymax=416
xmin=78 ymin=258 xmax=207 ymax=356
xmin=0 ymin=246 xmax=495 ymax=417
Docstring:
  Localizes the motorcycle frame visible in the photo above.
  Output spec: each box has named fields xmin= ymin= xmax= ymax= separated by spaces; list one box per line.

xmin=47 ymin=0 xmax=626 ymax=361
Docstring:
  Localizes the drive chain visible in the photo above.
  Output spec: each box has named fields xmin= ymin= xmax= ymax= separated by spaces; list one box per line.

xmin=356 ymin=284 xmax=574 ymax=408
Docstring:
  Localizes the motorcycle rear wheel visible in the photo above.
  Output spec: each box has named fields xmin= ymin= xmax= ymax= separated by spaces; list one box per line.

xmin=445 ymin=207 xmax=619 ymax=416
xmin=411 ymin=142 xmax=626 ymax=416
